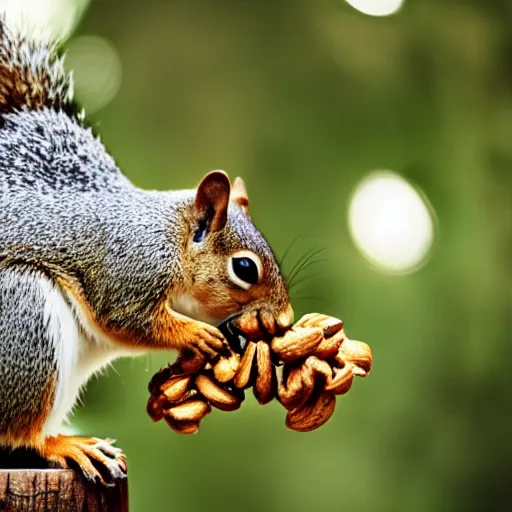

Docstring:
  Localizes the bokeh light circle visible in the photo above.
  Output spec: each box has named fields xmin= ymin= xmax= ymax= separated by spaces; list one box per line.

xmin=0 ymin=0 xmax=89 ymax=42
xmin=344 ymin=0 xmax=405 ymax=17
xmin=65 ymin=35 xmax=123 ymax=114
xmin=348 ymin=172 xmax=435 ymax=274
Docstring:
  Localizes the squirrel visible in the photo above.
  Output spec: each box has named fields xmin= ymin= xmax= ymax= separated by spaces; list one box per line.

xmin=0 ymin=20 xmax=293 ymax=483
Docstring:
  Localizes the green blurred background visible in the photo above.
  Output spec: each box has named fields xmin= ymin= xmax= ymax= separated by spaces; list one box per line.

xmin=11 ymin=0 xmax=512 ymax=510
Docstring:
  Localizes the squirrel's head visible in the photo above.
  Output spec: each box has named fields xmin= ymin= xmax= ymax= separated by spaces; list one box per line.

xmin=174 ymin=170 xmax=293 ymax=338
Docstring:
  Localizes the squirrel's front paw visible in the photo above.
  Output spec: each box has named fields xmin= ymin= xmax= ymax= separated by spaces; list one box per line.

xmin=42 ymin=435 xmax=127 ymax=486
xmin=189 ymin=323 xmax=229 ymax=360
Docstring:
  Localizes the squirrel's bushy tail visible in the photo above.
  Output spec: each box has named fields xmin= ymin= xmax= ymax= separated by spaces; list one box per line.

xmin=0 ymin=18 xmax=76 ymax=120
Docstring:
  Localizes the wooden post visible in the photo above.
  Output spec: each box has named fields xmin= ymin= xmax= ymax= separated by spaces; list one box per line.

xmin=0 ymin=469 xmax=128 ymax=512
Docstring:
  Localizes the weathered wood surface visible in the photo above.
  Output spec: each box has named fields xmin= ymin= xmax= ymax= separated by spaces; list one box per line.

xmin=0 ymin=469 xmax=128 ymax=512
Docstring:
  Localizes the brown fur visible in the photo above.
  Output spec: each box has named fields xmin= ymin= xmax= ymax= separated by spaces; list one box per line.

xmin=0 ymin=60 xmax=51 ymax=117
xmin=57 ymin=274 xmax=224 ymax=355
xmin=150 ymin=296 xmax=209 ymax=350
xmin=0 ymin=375 xmax=56 ymax=450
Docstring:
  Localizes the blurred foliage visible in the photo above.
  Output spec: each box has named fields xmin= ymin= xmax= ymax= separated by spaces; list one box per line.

xmin=65 ymin=0 xmax=512 ymax=510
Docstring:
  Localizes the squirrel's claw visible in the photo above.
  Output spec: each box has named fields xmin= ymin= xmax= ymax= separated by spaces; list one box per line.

xmin=189 ymin=323 xmax=230 ymax=360
xmin=42 ymin=435 xmax=127 ymax=486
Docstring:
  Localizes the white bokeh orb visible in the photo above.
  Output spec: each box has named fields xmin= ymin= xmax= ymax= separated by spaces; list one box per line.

xmin=345 ymin=0 xmax=405 ymax=17
xmin=65 ymin=35 xmax=123 ymax=114
xmin=0 ymin=0 xmax=89 ymax=42
xmin=348 ymin=172 xmax=435 ymax=274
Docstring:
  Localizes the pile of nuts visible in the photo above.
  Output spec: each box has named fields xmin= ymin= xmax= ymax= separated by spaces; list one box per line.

xmin=147 ymin=313 xmax=372 ymax=433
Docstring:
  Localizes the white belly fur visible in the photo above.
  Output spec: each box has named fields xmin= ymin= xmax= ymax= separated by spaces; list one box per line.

xmin=41 ymin=281 xmax=136 ymax=437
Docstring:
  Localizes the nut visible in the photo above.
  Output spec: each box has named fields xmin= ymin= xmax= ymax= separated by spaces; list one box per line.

xmin=166 ymin=398 xmax=211 ymax=423
xmin=233 ymin=310 xmax=263 ymax=339
xmin=295 ymin=313 xmax=344 ymax=337
xmin=337 ymin=339 xmax=372 ymax=375
xmin=253 ymin=341 xmax=276 ymax=405
xmin=278 ymin=364 xmax=312 ymax=411
xmin=285 ymin=390 xmax=336 ymax=432
xmin=277 ymin=356 xmax=332 ymax=412
xmin=195 ymin=374 xmax=243 ymax=412
xmin=271 ymin=327 xmax=324 ymax=362
xmin=146 ymin=393 xmax=169 ymax=422
xmin=164 ymin=418 xmax=200 ymax=435
xmin=161 ymin=375 xmax=192 ymax=403
xmin=325 ymin=363 xmax=354 ymax=395
xmin=313 ymin=328 xmax=346 ymax=359
xmin=213 ymin=352 xmax=240 ymax=383
xmin=233 ymin=341 xmax=257 ymax=389
xmin=303 ymin=355 xmax=334 ymax=383
xmin=148 ymin=365 xmax=174 ymax=394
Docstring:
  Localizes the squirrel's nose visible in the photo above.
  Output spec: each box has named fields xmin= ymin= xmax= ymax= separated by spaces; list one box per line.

xmin=276 ymin=303 xmax=294 ymax=330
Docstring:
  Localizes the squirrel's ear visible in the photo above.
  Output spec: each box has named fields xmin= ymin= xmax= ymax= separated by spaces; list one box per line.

xmin=231 ymin=177 xmax=249 ymax=214
xmin=194 ymin=170 xmax=231 ymax=232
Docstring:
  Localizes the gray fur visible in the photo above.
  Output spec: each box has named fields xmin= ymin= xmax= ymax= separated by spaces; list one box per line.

xmin=0 ymin=108 xmax=189 ymax=338
xmin=0 ymin=267 xmax=57 ymax=439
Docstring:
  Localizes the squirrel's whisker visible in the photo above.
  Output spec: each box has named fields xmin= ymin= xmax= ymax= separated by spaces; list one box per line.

xmin=278 ymin=234 xmax=303 ymax=268
xmin=287 ymin=248 xmax=327 ymax=288
xmin=285 ymin=246 xmax=320 ymax=286
xmin=288 ymin=269 xmax=326 ymax=292
xmin=291 ymin=295 xmax=330 ymax=305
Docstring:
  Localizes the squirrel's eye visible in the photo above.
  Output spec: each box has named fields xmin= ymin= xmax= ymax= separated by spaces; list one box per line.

xmin=233 ymin=257 xmax=258 ymax=284
xmin=228 ymin=252 xmax=262 ymax=290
